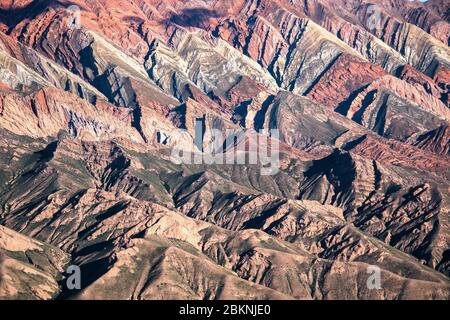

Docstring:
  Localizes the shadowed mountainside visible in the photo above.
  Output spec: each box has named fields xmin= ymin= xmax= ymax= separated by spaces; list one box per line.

xmin=0 ymin=0 xmax=449 ymax=300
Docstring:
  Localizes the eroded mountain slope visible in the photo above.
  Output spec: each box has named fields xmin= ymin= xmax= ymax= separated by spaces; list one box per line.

xmin=0 ymin=0 xmax=448 ymax=300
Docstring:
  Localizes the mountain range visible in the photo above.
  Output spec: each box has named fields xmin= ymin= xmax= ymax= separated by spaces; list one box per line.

xmin=0 ymin=0 xmax=449 ymax=300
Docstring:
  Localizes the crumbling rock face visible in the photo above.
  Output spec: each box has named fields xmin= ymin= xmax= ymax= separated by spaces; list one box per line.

xmin=0 ymin=0 xmax=449 ymax=300
xmin=410 ymin=125 xmax=450 ymax=157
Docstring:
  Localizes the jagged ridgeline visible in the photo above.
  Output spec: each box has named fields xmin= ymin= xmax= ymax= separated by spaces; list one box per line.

xmin=0 ymin=0 xmax=449 ymax=300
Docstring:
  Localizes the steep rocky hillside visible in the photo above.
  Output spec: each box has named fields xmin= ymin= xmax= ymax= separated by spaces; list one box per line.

xmin=0 ymin=0 xmax=448 ymax=300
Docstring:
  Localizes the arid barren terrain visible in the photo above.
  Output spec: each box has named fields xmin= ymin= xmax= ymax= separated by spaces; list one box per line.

xmin=0 ymin=0 xmax=449 ymax=300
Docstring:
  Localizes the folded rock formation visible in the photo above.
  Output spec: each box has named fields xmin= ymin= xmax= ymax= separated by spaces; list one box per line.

xmin=0 ymin=0 xmax=448 ymax=300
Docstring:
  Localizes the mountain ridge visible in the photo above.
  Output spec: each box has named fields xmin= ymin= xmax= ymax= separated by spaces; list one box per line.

xmin=0 ymin=0 xmax=449 ymax=300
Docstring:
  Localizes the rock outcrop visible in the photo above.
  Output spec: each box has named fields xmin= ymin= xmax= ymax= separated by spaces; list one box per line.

xmin=0 ymin=0 xmax=449 ymax=300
